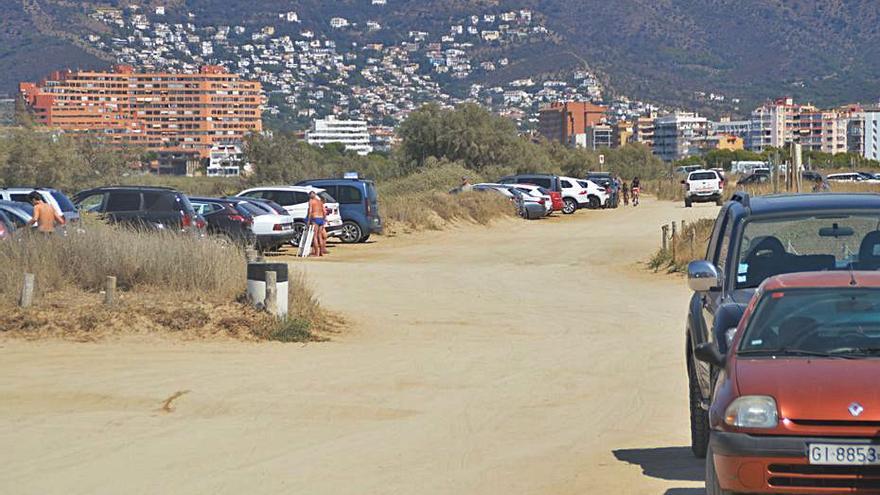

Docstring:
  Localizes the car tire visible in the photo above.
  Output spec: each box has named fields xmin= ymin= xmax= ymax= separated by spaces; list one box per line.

xmin=358 ymin=234 xmax=371 ymax=243
xmin=588 ymin=196 xmax=600 ymax=209
xmin=290 ymin=221 xmax=307 ymax=247
xmin=685 ymin=198 xmax=693 ymax=208
xmin=705 ymin=443 xmax=737 ymax=495
xmin=562 ymin=198 xmax=577 ymax=215
xmin=340 ymin=221 xmax=363 ymax=244
xmin=689 ymin=355 xmax=710 ymax=458
xmin=715 ymin=198 xmax=723 ymax=206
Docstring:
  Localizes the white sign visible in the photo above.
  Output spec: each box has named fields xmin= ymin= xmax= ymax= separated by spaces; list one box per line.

xmin=598 ymin=154 xmax=605 ymax=165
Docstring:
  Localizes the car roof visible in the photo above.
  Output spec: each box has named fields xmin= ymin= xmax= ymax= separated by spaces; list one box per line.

xmin=502 ymin=173 xmax=557 ymax=178
xmin=190 ymin=197 xmax=237 ymax=204
xmin=0 ymin=187 xmax=61 ymax=192
xmin=735 ymin=193 xmax=880 ymax=216
xmin=296 ymin=178 xmax=373 ymax=185
xmin=77 ymin=186 xmax=179 ymax=194
xmin=762 ymin=271 xmax=880 ymax=291
xmin=242 ymin=185 xmax=326 ymax=192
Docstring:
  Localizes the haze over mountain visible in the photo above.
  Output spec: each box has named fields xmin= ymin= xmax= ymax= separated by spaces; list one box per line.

xmin=3 ymin=0 xmax=879 ymax=114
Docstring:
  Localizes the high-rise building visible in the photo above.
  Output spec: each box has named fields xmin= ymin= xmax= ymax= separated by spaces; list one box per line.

xmin=652 ymin=113 xmax=708 ymax=162
xmin=306 ymin=116 xmax=373 ymax=155
xmin=18 ymin=65 xmax=262 ymax=160
xmin=632 ymin=115 xmax=655 ymax=148
xmin=863 ymin=111 xmax=880 ymax=162
xmin=746 ymin=97 xmax=849 ymax=154
xmin=537 ymin=101 xmax=607 ymax=145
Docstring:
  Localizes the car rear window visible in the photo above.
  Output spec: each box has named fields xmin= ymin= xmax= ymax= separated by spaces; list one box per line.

xmin=366 ymin=182 xmax=378 ymax=201
xmin=264 ymin=190 xmax=297 ymax=206
xmin=239 ymin=202 xmax=269 ymax=216
xmin=335 ymin=186 xmax=362 ymax=204
xmin=105 ymin=191 xmax=141 ymax=212
xmin=690 ymin=172 xmax=717 ymax=180
xmin=561 ymin=180 xmax=573 ymax=188
xmin=143 ymin=192 xmax=178 ymax=212
xmin=50 ymin=191 xmax=76 ymax=212
xmin=319 ymin=192 xmax=337 ymax=204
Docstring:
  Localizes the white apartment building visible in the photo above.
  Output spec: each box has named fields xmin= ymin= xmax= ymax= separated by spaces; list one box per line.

xmin=864 ymin=112 xmax=880 ymax=161
xmin=747 ymin=97 xmax=849 ymax=154
xmin=652 ymin=113 xmax=708 ymax=162
xmin=306 ymin=116 xmax=373 ymax=155
xmin=207 ymin=142 xmax=244 ymax=177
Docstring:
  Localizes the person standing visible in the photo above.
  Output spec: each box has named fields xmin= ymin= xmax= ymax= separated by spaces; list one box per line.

xmin=307 ymin=191 xmax=328 ymax=257
xmin=460 ymin=177 xmax=474 ymax=192
xmin=622 ymin=179 xmax=630 ymax=206
xmin=27 ymin=191 xmax=65 ymax=234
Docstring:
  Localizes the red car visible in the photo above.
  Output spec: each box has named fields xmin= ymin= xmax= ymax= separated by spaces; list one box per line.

xmin=699 ymin=271 xmax=880 ymax=494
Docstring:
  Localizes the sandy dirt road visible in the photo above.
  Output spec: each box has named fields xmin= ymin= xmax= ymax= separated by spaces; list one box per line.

xmin=0 ymin=196 xmax=719 ymax=495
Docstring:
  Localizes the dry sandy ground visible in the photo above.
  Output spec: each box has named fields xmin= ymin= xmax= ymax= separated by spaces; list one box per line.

xmin=0 ymin=196 xmax=719 ymax=495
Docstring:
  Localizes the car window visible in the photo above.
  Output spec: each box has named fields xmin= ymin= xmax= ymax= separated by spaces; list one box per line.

xmin=77 ymin=193 xmax=106 ymax=212
xmin=143 ymin=192 xmax=177 ymax=212
xmin=320 ymin=185 xmax=339 ymax=199
xmin=319 ymin=192 xmax=337 ymax=203
xmin=528 ymin=178 xmax=551 ymax=188
xmin=366 ymin=182 xmax=378 ymax=201
xmin=262 ymin=190 xmax=295 ymax=206
xmin=105 ymin=191 xmax=141 ymax=212
xmin=238 ymin=202 xmax=267 ymax=216
xmin=560 ymin=180 xmax=573 ymax=189
xmin=49 ymin=191 xmax=76 ymax=212
xmin=690 ymin=172 xmax=717 ymax=181
xmin=240 ymin=191 xmax=265 ymax=199
xmin=293 ymin=192 xmax=310 ymax=204
xmin=10 ymin=194 xmax=30 ymax=203
xmin=715 ymin=217 xmax=734 ymax=273
xmin=336 ymin=186 xmax=363 ymax=204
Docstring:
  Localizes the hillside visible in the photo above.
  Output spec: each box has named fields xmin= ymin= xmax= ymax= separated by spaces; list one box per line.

xmin=2 ymin=0 xmax=879 ymax=113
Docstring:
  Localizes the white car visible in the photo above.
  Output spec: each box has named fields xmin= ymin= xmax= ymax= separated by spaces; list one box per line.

xmin=559 ymin=176 xmax=607 ymax=212
xmin=0 ymin=187 xmax=79 ymax=224
xmin=236 ymin=186 xmax=344 ymax=238
xmin=827 ymin=173 xmax=880 ymax=184
xmin=506 ymin=183 xmax=553 ymax=215
xmin=684 ymin=169 xmax=724 ymax=207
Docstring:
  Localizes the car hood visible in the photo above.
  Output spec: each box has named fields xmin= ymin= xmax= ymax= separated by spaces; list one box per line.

xmin=736 ymin=358 xmax=880 ymax=421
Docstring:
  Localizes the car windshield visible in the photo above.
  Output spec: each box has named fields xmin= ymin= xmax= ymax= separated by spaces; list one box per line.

xmin=739 ymin=288 xmax=880 ymax=357
xmin=690 ymin=172 xmax=716 ymax=181
xmin=240 ymin=202 xmax=272 ymax=216
xmin=735 ymin=215 xmax=880 ymax=289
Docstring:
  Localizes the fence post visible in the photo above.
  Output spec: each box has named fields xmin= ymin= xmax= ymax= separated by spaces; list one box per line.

xmin=661 ymin=225 xmax=669 ymax=251
xmin=20 ymin=273 xmax=34 ymax=308
xmin=689 ymin=228 xmax=696 ymax=260
xmin=681 ymin=220 xmax=686 ymax=234
xmin=265 ymin=271 xmax=278 ymax=317
xmin=671 ymin=222 xmax=677 ymax=261
xmin=104 ymin=276 xmax=117 ymax=305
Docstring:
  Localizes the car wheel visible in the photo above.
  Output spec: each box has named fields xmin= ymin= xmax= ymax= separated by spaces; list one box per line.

xmin=715 ymin=198 xmax=723 ymax=206
xmin=562 ymin=198 xmax=577 ymax=215
xmin=705 ymin=443 xmax=737 ymax=494
xmin=358 ymin=234 xmax=371 ymax=243
xmin=685 ymin=198 xmax=693 ymax=208
xmin=290 ymin=222 xmax=307 ymax=247
xmin=689 ymin=355 xmax=710 ymax=458
xmin=340 ymin=221 xmax=363 ymax=244
xmin=588 ymin=196 xmax=600 ymax=209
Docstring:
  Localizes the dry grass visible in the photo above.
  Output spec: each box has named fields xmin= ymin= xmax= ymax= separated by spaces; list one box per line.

xmin=0 ymin=224 xmax=337 ymax=342
xmin=378 ymin=163 xmax=515 ymax=233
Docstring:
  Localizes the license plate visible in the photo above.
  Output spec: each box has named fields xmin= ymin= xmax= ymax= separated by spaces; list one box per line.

xmin=809 ymin=444 xmax=880 ymax=465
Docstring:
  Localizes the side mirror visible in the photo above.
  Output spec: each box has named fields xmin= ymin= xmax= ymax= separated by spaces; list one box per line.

xmin=694 ymin=342 xmax=726 ymax=367
xmin=688 ymin=260 xmax=720 ymax=292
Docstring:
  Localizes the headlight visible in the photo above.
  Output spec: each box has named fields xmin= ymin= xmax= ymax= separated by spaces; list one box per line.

xmin=724 ymin=396 xmax=778 ymax=428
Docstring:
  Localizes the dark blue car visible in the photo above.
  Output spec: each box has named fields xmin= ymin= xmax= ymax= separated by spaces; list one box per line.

xmin=295 ymin=178 xmax=382 ymax=243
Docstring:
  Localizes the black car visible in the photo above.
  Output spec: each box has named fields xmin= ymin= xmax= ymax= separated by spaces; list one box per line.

xmin=585 ymin=172 xmax=613 ymax=189
xmin=73 ymin=186 xmax=202 ymax=235
xmin=735 ymin=171 xmax=770 ymax=185
xmin=189 ymin=197 xmax=257 ymax=245
xmin=684 ymin=192 xmax=880 ymax=459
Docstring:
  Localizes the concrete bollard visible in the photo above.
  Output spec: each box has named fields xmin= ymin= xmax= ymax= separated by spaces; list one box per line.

xmin=20 ymin=273 xmax=34 ymax=308
xmin=246 ymin=263 xmax=289 ymax=318
xmin=104 ymin=276 xmax=117 ymax=305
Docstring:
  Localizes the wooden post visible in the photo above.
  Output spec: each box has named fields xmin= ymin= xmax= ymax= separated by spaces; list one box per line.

xmin=689 ymin=228 xmax=696 ymax=260
xmin=671 ymin=222 xmax=677 ymax=261
xmin=104 ymin=276 xmax=117 ymax=305
xmin=681 ymin=220 xmax=686 ymax=234
xmin=20 ymin=273 xmax=34 ymax=308
xmin=662 ymin=225 xmax=669 ymax=251
xmin=265 ymin=271 xmax=278 ymax=317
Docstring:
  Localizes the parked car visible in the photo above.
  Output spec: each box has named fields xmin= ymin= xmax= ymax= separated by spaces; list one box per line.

xmin=189 ymin=197 xmax=257 ymax=245
xmin=497 ymin=175 xmax=564 ymax=212
xmin=699 ymin=271 xmax=880 ymax=494
xmin=236 ymin=186 xmax=343 ymax=239
xmin=0 ymin=187 xmax=79 ymax=224
xmin=673 ymin=165 xmax=703 ymax=177
xmin=683 ymin=169 xmax=724 ymax=207
xmin=72 ymin=186 xmax=203 ymax=235
xmin=736 ymin=171 xmax=770 ymax=185
xmin=684 ymin=192 xmax=880 ymax=459
xmin=585 ymin=172 xmax=613 ymax=189
xmin=559 ymin=176 xmax=607 ymax=212
xmin=504 ymin=183 xmax=553 ymax=216
xmin=228 ymin=197 xmax=298 ymax=250
xmin=295 ymin=178 xmax=382 ymax=243
xmin=801 ymin=170 xmax=824 ymax=183
xmin=0 ymin=210 xmax=14 ymax=240
xmin=473 ymin=183 xmax=546 ymax=219
xmin=827 ymin=172 xmax=880 ymax=183
xmin=0 ymin=200 xmax=34 ymax=229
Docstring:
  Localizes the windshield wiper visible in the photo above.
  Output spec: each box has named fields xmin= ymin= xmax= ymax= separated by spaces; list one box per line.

xmin=836 ymin=347 xmax=880 ymax=357
xmin=738 ymin=348 xmax=856 ymax=359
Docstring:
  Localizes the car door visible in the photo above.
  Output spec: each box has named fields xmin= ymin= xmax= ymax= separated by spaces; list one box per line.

xmin=104 ymin=190 xmax=143 ymax=225
xmin=336 ymin=184 xmax=365 ymax=226
xmin=696 ymin=209 xmax=733 ymax=395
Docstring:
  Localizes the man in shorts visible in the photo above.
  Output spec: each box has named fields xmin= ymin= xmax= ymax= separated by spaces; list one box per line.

xmin=307 ymin=191 xmax=328 ymax=257
xmin=27 ymin=191 xmax=65 ymax=234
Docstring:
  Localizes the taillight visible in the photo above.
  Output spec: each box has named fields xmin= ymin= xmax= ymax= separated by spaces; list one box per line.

xmin=366 ymin=200 xmax=372 ymax=218
xmin=539 ymin=199 xmax=545 ymax=205
xmin=181 ymin=212 xmax=192 ymax=228
xmin=229 ymin=214 xmax=247 ymax=222
xmin=195 ymin=218 xmax=206 ymax=229
xmin=273 ymin=224 xmax=282 ymax=231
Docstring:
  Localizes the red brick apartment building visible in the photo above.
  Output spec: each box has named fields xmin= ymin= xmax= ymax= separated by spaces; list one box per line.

xmin=19 ymin=65 xmax=262 ymax=161
xmin=538 ymin=101 xmax=607 ymax=144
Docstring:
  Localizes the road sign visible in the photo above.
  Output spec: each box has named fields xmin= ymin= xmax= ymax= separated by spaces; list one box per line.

xmin=598 ymin=154 xmax=605 ymax=165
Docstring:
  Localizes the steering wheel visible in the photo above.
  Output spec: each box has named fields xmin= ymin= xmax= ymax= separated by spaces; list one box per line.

xmin=745 ymin=236 xmax=786 ymax=261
